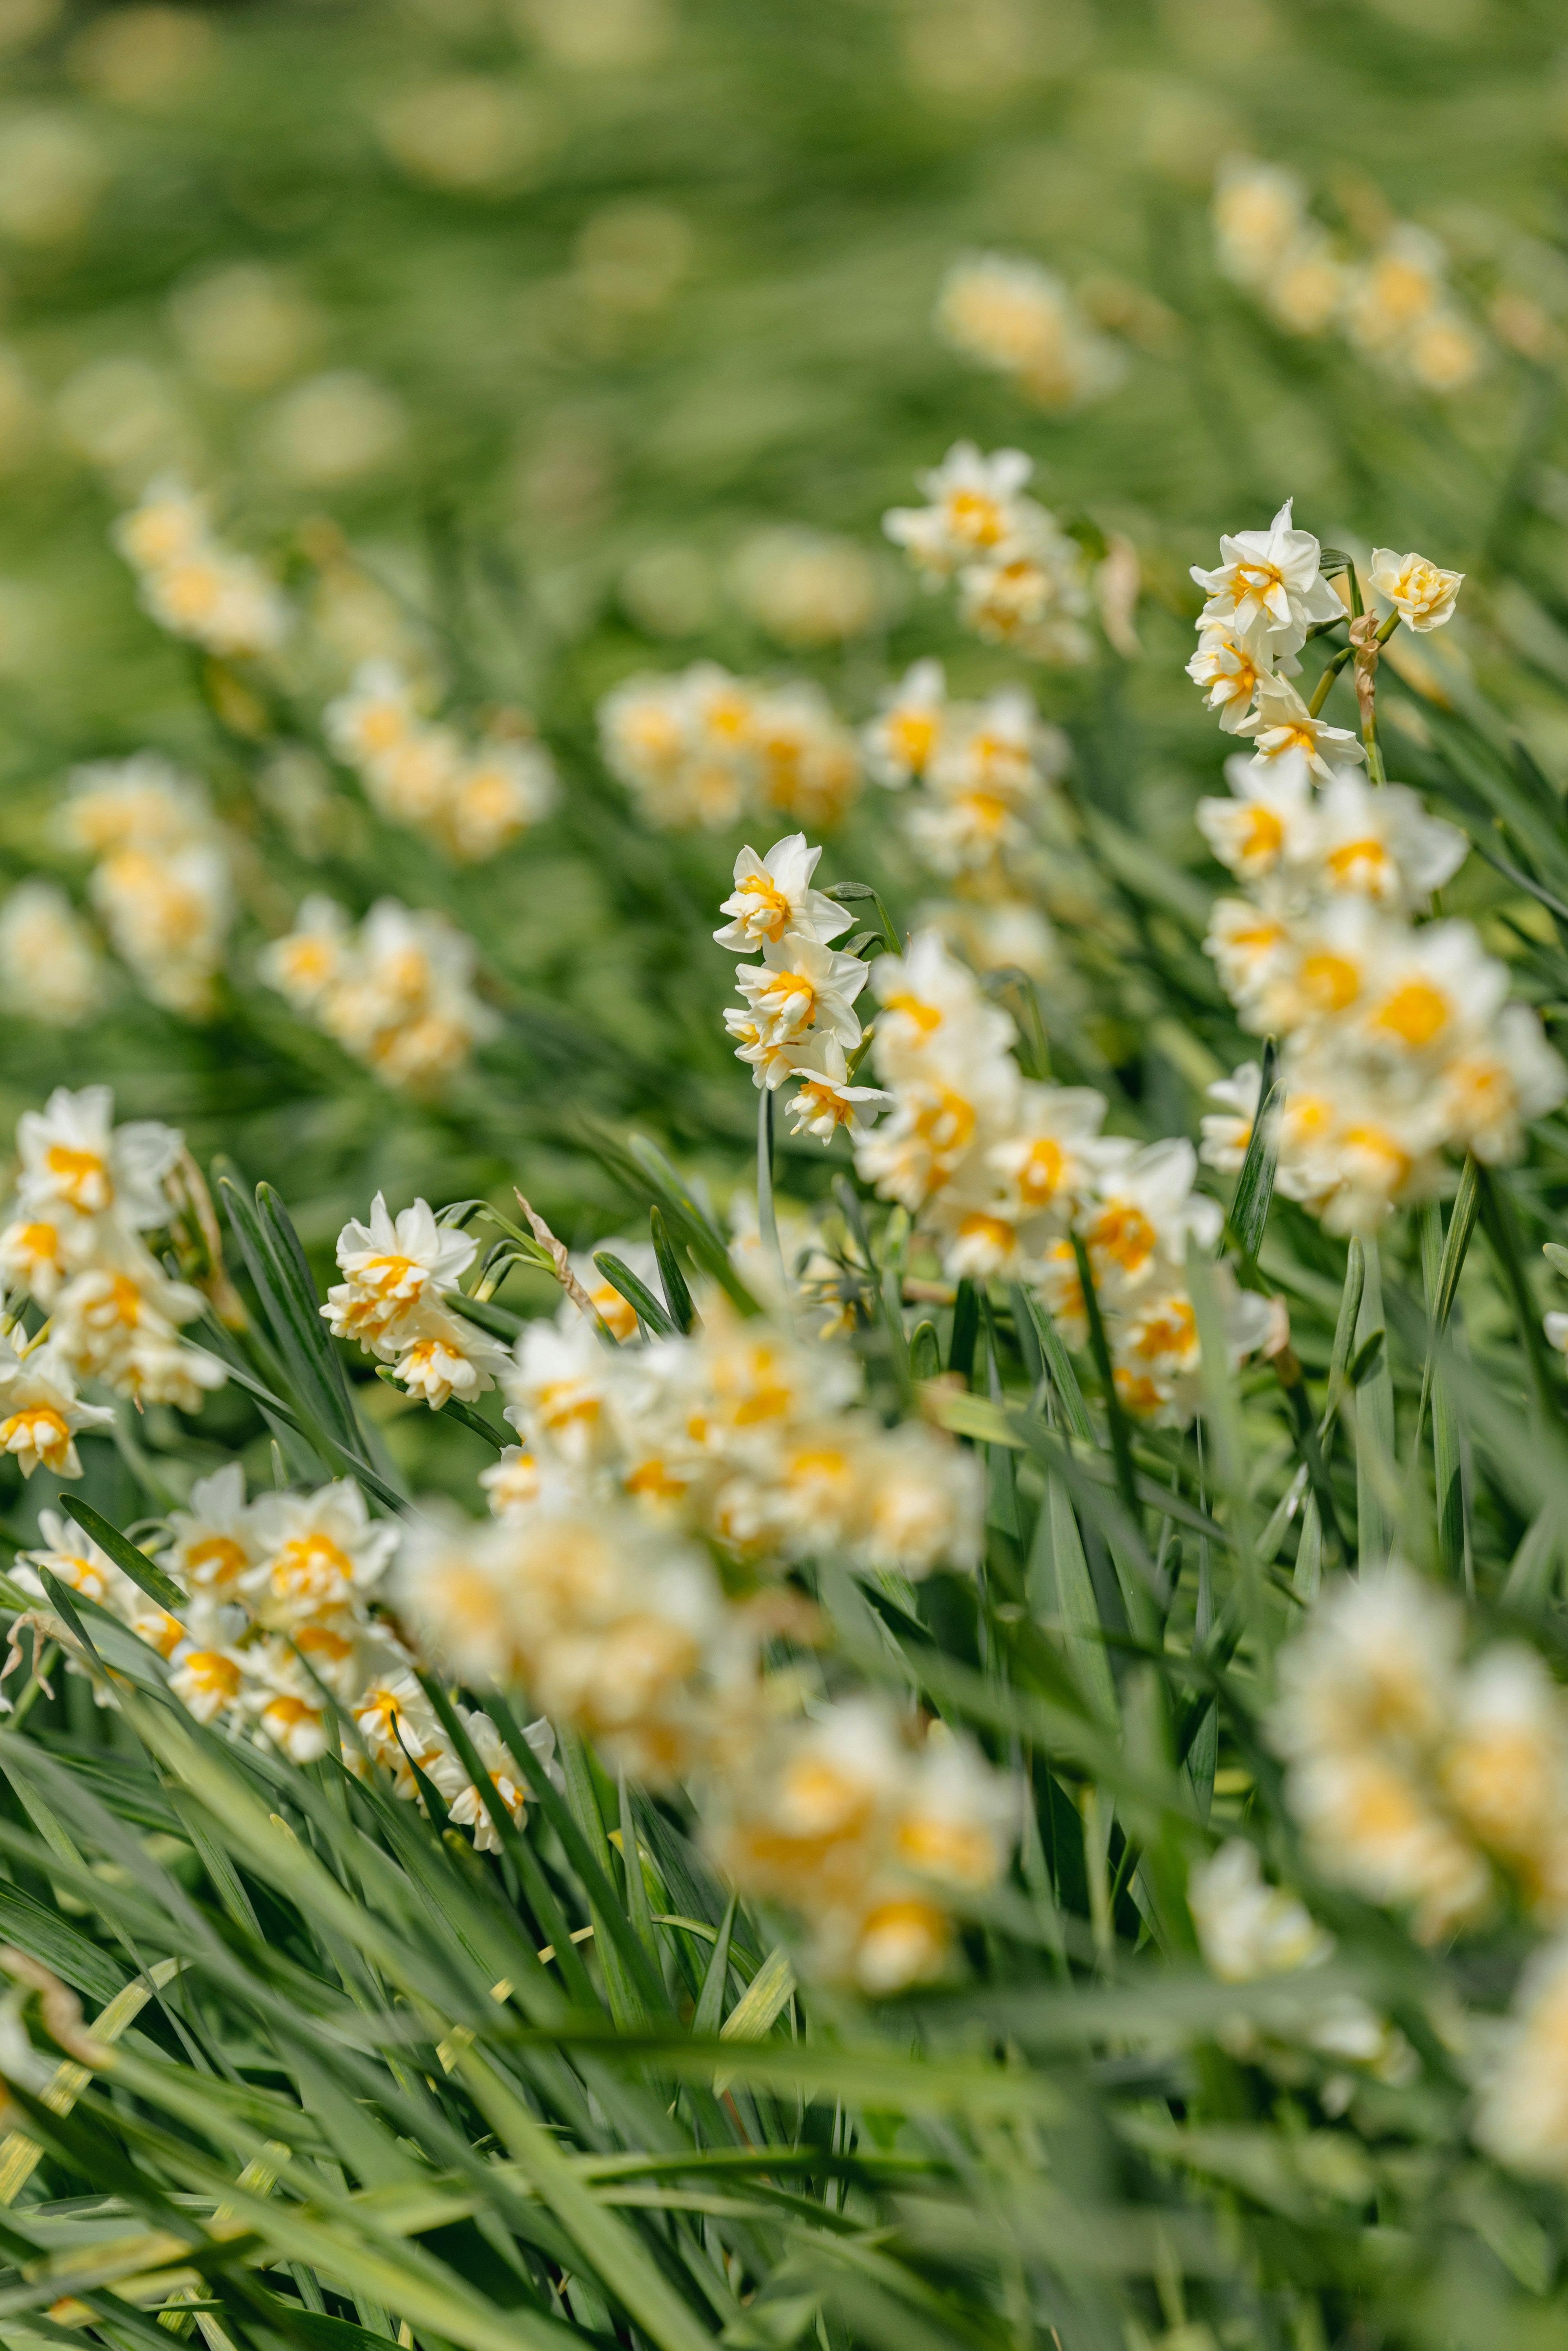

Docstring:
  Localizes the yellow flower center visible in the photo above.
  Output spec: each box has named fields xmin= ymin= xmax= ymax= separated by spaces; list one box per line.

xmin=882 ymin=991 xmax=942 ymax=1035
xmin=889 ymin=710 xmax=939 ymax=770
xmin=185 ymin=1534 xmax=247 ymax=1589
xmin=182 ymin=1651 xmax=241 ymax=1700
xmin=913 ymin=1090 xmax=976 ymax=1156
xmin=1238 ymin=805 xmax=1284 ymax=862
xmin=1086 ymin=1201 xmax=1157 ymax=1276
xmin=271 ymin=1531 xmax=354 ymax=1603
xmin=945 ymin=487 xmax=1006 ymax=546
xmin=958 ymin=1211 xmax=1013 ymax=1259
xmin=1133 ymin=1300 xmax=1198 ymax=1362
xmin=1018 ymin=1137 xmax=1066 ymax=1206
xmin=45 ymin=1143 xmax=111 ymax=1210
xmin=1372 ymin=978 xmax=1449 ymax=1049
xmin=1300 ymin=951 xmax=1361 ymax=1013
xmin=1 ymin=1406 xmax=70 ymax=1465
xmin=1326 ymin=836 xmax=1392 ymax=887
xmin=896 ymin=1814 xmax=996 ymax=1887
xmin=739 ymin=874 xmax=793 ymax=941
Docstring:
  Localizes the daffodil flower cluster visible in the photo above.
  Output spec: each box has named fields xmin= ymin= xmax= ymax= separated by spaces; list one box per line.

xmin=0 ymin=1085 xmax=225 ymax=1422
xmin=4 ymin=1465 xmax=558 ymax=1856
xmin=709 ymin=1698 xmax=1015 ymax=1991
xmin=935 ymin=253 xmax=1125 ymax=414
xmin=599 ymin=662 xmax=862 ymax=832
xmin=1196 ymin=738 xmax=1565 ymax=1230
xmin=1186 ymin=498 xmax=1462 ymax=756
xmin=883 ymin=442 xmax=1094 ymax=666
xmin=259 ymin=894 xmax=499 ymax=1091
xmin=716 ymin=833 xmax=891 ymax=1144
xmin=322 ymin=1193 xmax=512 ymax=1408
xmin=113 ymin=477 xmax=290 ymax=660
xmin=1273 ymin=1561 xmax=1568 ymax=1944
xmin=1212 ymin=157 xmax=1488 ymax=394
xmin=325 ymin=660 xmax=557 ymax=863
xmin=862 ymin=660 xmax=1070 ymax=878
xmin=849 ymin=925 xmax=1272 ymax=1426
xmin=62 ymin=753 xmax=234 ymax=1018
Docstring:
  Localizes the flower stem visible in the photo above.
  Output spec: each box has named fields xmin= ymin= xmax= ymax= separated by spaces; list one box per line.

xmin=757 ymin=1085 xmax=784 ymax=1288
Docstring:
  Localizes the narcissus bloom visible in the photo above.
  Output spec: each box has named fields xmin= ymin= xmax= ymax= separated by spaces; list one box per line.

xmin=1369 ymin=546 xmax=1463 ymax=632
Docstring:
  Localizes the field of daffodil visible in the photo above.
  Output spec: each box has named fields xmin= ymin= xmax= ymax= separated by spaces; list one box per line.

xmin=4 ymin=2 xmax=1568 ymax=2347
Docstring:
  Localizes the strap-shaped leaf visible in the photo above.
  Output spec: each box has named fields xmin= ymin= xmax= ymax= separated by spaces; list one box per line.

xmin=692 ymin=1892 xmax=737 ymax=2039
xmin=216 ymin=1161 xmax=352 ymax=1450
xmin=649 ymin=1206 xmax=695 ymax=1334
xmin=1014 ymin=1290 xmax=1094 ymax=1444
xmin=1225 ymin=1039 xmax=1281 ymax=1269
xmin=256 ymin=1181 xmax=364 ymax=1443
xmin=593 ymin=1252 xmax=674 ymax=1338
xmin=58 ymin=1497 xmax=184 ymax=1613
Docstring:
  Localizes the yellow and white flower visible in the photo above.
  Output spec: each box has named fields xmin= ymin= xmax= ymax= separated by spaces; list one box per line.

xmin=1234 ymin=678 xmax=1366 ymax=780
xmin=323 ymin=1194 xmax=477 ymax=1349
xmin=0 ymin=1336 xmax=114 ymax=1478
xmin=713 ymin=832 xmax=852 ymax=955
xmin=1368 ymin=546 xmax=1463 ymax=633
xmin=1191 ymin=498 xmax=1344 ymax=657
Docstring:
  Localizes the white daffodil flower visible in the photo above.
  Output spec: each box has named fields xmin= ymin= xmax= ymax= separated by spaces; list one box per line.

xmin=243 ymin=1480 xmax=399 ymax=1627
xmin=1192 ymin=497 xmax=1344 ymax=654
xmin=1189 ymin=1841 xmax=1334 ymax=1983
xmin=734 ymin=936 xmax=869 ymax=1050
xmin=1197 ymin=748 xmax=1316 ymax=881
xmin=156 ymin=1462 xmax=266 ymax=1600
xmin=381 ymin=1300 xmax=513 ymax=1411
xmin=1187 ymin=620 xmax=1273 ymax=731
xmin=861 ymin=658 xmax=947 ymax=789
xmin=0 ymin=1335 xmax=114 ymax=1479
xmin=784 ymin=1036 xmax=892 ymax=1144
xmin=883 ymin=440 xmax=1037 ymax=581
xmin=1235 ymin=677 xmax=1366 ymax=780
xmin=713 ymin=833 xmax=851 ymax=954
xmin=1076 ymin=1137 xmax=1223 ymax=1299
xmin=323 ymin=1192 xmax=477 ymax=1348
xmin=1311 ymin=771 xmax=1467 ymax=909
xmin=1369 ymin=546 xmax=1463 ymax=632
xmin=16 ymin=1083 xmax=179 ymax=1228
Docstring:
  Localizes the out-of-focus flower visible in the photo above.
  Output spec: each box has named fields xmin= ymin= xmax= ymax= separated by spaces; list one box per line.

xmin=64 ymin=753 xmax=234 ymax=1017
xmin=261 ymin=896 xmax=500 ymax=1092
xmin=0 ymin=882 xmax=105 ymax=1026
xmin=732 ymin=527 xmax=882 ymax=647
xmin=709 ymin=1700 xmax=1014 ymax=1988
xmin=1212 ymin=157 xmax=1307 ymax=289
xmin=113 ymin=479 xmax=288 ymax=660
xmin=377 ymin=77 xmax=548 ymax=194
xmin=169 ymin=263 xmax=320 ymax=393
xmin=1189 ymin=1841 xmax=1334 ymax=1982
xmin=260 ymin=372 xmax=409 ymax=488
xmin=598 ymin=663 xmax=861 ymax=833
xmin=0 ymin=111 xmax=107 ymax=246
xmin=936 ymin=253 xmax=1125 ymax=412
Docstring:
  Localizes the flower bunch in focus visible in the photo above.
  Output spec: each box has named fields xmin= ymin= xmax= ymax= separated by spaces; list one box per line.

xmin=851 ymin=927 xmax=1272 ymax=1425
xmin=884 ymin=442 xmax=1094 ymax=665
xmin=716 ymin=833 xmax=891 ymax=1145
xmin=0 ymin=1084 xmax=225 ymax=1421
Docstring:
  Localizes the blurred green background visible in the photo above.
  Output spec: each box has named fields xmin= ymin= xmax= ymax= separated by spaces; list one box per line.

xmin=0 ymin=0 xmax=1566 ymax=1257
